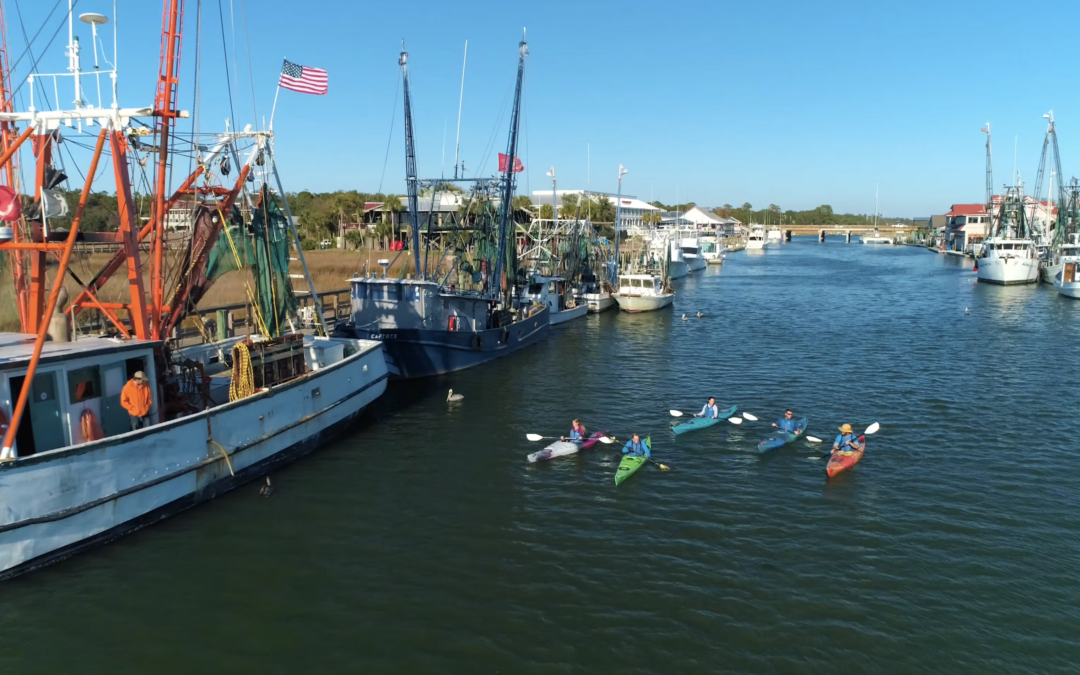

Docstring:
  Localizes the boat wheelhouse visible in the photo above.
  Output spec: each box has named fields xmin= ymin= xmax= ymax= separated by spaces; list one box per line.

xmin=747 ymin=226 xmax=767 ymax=250
xmin=700 ymin=234 xmax=724 ymax=265
xmin=613 ymin=274 xmax=674 ymax=313
xmin=520 ymin=274 xmax=587 ymax=324
xmin=680 ymin=235 xmax=707 ymax=271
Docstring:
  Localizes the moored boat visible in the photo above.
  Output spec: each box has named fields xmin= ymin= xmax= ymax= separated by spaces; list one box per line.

xmin=613 ymin=274 xmax=674 ymax=312
xmin=519 ymin=273 xmax=588 ymax=325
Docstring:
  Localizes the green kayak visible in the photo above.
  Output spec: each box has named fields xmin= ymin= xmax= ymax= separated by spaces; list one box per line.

xmin=615 ymin=436 xmax=651 ymax=486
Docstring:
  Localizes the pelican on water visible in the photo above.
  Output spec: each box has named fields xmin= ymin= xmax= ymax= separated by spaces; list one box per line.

xmin=447 ymin=389 xmax=464 ymax=402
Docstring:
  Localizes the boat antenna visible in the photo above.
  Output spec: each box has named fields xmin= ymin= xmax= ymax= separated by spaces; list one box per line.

xmin=454 ymin=39 xmax=467 ymax=180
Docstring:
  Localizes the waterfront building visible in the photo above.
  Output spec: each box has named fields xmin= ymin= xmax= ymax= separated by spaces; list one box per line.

xmin=530 ymin=190 xmax=660 ymax=235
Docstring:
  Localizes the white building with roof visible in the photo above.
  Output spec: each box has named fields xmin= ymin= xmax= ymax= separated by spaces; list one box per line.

xmin=531 ymin=190 xmax=661 ymax=234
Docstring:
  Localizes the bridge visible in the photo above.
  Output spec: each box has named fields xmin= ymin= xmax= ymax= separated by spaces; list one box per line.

xmin=776 ymin=224 xmax=915 ymax=242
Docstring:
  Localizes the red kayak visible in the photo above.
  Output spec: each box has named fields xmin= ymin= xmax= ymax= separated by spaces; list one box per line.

xmin=826 ymin=435 xmax=865 ymax=478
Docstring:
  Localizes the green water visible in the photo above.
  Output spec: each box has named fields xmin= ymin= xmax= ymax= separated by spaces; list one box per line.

xmin=2 ymin=239 xmax=1078 ymax=674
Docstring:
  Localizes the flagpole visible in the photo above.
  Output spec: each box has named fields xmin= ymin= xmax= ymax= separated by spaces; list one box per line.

xmin=269 ymin=58 xmax=285 ymax=130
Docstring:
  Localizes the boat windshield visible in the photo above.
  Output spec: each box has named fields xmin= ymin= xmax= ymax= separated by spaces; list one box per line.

xmin=527 ymin=283 xmax=544 ymax=295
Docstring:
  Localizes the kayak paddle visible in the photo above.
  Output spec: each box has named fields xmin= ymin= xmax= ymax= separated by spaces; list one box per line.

xmin=728 ymin=417 xmax=743 ymax=425
xmin=668 ymin=410 xmax=687 ymax=417
xmin=742 ymin=413 xmax=758 ymax=421
xmin=805 ymin=436 xmax=824 ymax=443
xmin=526 ymin=433 xmax=560 ymax=442
xmin=648 ymin=457 xmax=673 ymax=471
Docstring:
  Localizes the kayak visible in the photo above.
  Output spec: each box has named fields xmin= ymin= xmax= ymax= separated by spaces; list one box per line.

xmin=615 ymin=436 xmax=651 ymax=486
xmin=827 ymin=435 xmax=865 ymax=477
xmin=671 ymin=406 xmax=737 ymax=435
xmin=527 ymin=431 xmax=608 ymax=463
xmin=757 ymin=417 xmax=808 ymax=453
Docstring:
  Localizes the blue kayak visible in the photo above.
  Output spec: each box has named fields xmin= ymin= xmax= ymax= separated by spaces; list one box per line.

xmin=671 ymin=405 xmax=737 ymax=435
xmin=757 ymin=418 xmax=808 ymax=452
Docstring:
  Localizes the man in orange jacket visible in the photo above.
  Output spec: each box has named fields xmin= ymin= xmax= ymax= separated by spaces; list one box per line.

xmin=121 ymin=371 xmax=154 ymax=430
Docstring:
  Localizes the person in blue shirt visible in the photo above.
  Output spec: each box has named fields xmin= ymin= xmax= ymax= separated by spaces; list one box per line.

xmin=832 ymin=424 xmax=862 ymax=453
xmin=561 ymin=419 xmax=588 ymax=443
xmin=695 ymin=397 xmax=719 ymax=419
xmin=772 ymin=409 xmax=801 ymax=434
xmin=622 ymin=433 xmax=650 ymax=458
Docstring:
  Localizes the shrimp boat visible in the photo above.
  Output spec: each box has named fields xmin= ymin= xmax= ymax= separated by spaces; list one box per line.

xmin=614 ymin=238 xmax=675 ymax=312
xmin=0 ymin=4 xmax=388 ymax=579
xmin=519 ymin=273 xmax=587 ymax=324
xmin=335 ymin=36 xmax=550 ymax=377
xmin=652 ymin=232 xmax=689 ymax=278
xmin=976 ymin=187 xmax=1040 ymax=285
xmin=577 ymin=267 xmax=616 ymax=312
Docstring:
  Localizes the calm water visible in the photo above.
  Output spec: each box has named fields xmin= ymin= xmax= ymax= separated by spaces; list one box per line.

xmin=3 ymin=239 xmax=1079 ymax=674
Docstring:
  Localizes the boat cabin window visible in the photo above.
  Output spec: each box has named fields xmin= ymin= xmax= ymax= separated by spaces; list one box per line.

xmin=528 ymin=283 xmax=544 ymax=295
xmin=352 ymin=284 xmax=367 ymax=300
xmin=67 ymin=366 xmax=101 ymax=403
xmin=371 ymin=284 xmax=402 ymax=301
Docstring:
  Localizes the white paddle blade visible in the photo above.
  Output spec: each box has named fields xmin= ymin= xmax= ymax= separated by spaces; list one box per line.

xmin=808 ymin=456 xmax=821 ymax=461
xmin=864 ymin=422 xmax=880 ymax=435
xmin=742 ymin=413 xmax=758 ymax=421
xmin=805 ymin=436 xmax=824 ymax=444
xmin=729 ymin=417 xmax=743 ymax=425
xmin=525 ymin=434 xmax=544 ymax=442
xmin=669 ymin=410 xmax=684 ymax=417
xmin=597 ymin=436 xmax=616 ymax=444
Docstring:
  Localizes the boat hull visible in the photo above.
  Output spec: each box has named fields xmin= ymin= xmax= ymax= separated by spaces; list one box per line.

xmin=976 ymin=257 xmax=1039 ymax=285
xmin=550 ymin=304 xmax=588 ymax=325
xmin=0 ymin=339 xmax=389 ymax=580
xmin=667 ymin=260 xmax=690 ymax=279
xmin=706 ymin=258 xmax=724 ymax=265
xmin=686 ymin=256 xmax=707 ymax=272
xmin=583 ymin=293 xmax=616 ymax=313
xmin=336 ymin=307 xmax=550 ymax=379
xmin=613 ymin=293 xmax=674 ymax=313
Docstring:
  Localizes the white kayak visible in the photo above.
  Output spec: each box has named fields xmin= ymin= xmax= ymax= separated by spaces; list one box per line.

xmin=527 ymin=440 xmax=581 ymax=463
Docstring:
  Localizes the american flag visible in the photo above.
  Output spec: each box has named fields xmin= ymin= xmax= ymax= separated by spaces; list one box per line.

xmin=278 ymin=59 xmax=328 ymax=95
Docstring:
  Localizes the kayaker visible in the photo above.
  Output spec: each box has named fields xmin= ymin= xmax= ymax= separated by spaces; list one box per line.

xmin=561 ymin=419 xmax=588 ymax=443
xmin=622 ymin=433 xmax=651 ymax=458
xmin=772 ymin=409 xmax=800 ymax=434
xmin=832 ymin=424 xmax=862 ymax=453
xmin=694 ymin=397 xmax=720 ymax=419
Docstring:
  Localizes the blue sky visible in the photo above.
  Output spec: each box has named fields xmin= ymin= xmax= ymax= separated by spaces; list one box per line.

xmin=12 ymin=0 xmax=1080 ymax=216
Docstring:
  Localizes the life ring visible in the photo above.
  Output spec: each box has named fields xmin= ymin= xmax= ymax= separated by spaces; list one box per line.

xmin=471 ymin=333 xmax=483 ymax=350
xmin=448 ymin=316 xmax=458 ymax=332
xmin=80 ymin=408 xmax=104 ymax=442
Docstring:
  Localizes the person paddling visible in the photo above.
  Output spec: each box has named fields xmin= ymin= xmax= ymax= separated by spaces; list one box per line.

xmin=772 ymin=409 xmax=801 ymax=434
xmin=832 ymin=424 xmax=862 ymax=453
xmin=622 ymin=433 xmax=651 ymax=458
xmin=561 ymin=419 xmax=588 ymax=443
xmin=694 ymin=397 xmax=720 ymax=419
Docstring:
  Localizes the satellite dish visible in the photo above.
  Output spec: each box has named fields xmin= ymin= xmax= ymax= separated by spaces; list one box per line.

xmin=79 ymin=13 xmax=108 ymax=25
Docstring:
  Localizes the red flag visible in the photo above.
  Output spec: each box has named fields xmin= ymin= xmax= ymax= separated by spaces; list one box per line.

xmin=498 ymin=153 xmax=524 ymax=173
xmin=0 ymin=186 xmax=20 ymax=222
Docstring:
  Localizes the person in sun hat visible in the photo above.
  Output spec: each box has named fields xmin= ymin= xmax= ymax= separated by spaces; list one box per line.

xmin=121 ymin=370 xmax=154 ymax=431
xmin=832 ymin=424 xmax=862 ymax=454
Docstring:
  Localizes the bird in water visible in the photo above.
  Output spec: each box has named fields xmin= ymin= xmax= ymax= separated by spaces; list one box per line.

xmin=696 ymin=311 xmax=703 ymax=318
xmin=681 ymin=314 xmax=688 ymax=321
xmin=447 ymin=389 xmax=464 ymax=402
xmin=965 ymin=307 xmax=970 ymax=315
xmin=259 ymin=476 xmax=274 ymax=497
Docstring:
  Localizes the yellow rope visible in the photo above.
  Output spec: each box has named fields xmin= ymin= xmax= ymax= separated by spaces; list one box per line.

xmin=229 ymin=342 xmax=255 ymax=402
xmin=208 ymin=439 xmax=235 ymax=477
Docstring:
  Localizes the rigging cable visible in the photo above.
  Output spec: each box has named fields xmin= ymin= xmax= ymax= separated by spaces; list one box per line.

xmin=377 ymin=69 xmax=401 ymax=195
xmin=9 ymin=0 xmax=80 ymax=101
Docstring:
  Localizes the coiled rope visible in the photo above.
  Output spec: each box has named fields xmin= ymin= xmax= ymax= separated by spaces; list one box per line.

xmin=229 ymin=342 xmax=255 ymax=402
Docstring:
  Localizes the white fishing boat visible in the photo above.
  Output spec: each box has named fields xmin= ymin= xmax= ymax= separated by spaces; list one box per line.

xmin=577 ymin=268 xmax=616 ymax=313
xmin=0 ymin=5 xmax=389 ymax=579
xmin=1040 ymin=235 xmax=1080 ymax=285
xmin=700 ymin=233 xmax=724 ymax=265
xmin=976 ymin=187 xmax=1040 ymax=285
xmin=862 ymin=229 xmax=893 ymax=245
xmin=1054 ymin=250 xmax=1080 ymax=298
xmin=653 ymin=233 xmax=689 ymax=278
xmin=613 ymin=274 xmax=675 ymax=312
xmin=766 ymin=228 xmax=782 ymax=242
xmin=747 ymin=226 xmax=767 ymax=250
xmin=680 ymin=235 xmax=707 ymax=271
xmin=520 ymin=274 xmax=587 ymax=324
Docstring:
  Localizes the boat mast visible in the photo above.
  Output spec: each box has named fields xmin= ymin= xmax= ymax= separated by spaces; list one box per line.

xmin=981 ymin=123 xmax=994 ymax=237
xmin=613 ymin=165 xmax=627 ymax=283
xmin=400 ymin=42 xmax=422 ymax=278
xmin=493 ymin=30 xmax=528 ymax=304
